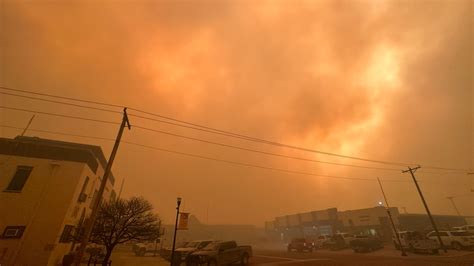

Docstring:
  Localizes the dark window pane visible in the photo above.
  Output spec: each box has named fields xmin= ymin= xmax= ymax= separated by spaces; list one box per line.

xmin=2 ymin=226 xmax=26 ymax=239
xmin=59 ymin=225 xmax=74 ymax=243
xmin=6 ymin=166 xmax=33 ymax=192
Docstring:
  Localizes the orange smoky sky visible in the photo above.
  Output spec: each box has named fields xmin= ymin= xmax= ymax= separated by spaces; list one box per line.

xmin=0 ymin=0 xmax=472 ymax=225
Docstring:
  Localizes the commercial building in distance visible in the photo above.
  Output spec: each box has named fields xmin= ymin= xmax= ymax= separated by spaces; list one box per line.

xmin=0 ymin=136 xmax=116 ymax=266
xmin=265 ymin=206 xmax=400 ymax=242
xmin=265 ymin=206 xmax=472 ymax=242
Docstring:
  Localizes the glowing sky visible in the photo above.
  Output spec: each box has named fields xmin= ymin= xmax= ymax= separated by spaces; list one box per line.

xmin=1 ymin=0 xmax=472 ymax=225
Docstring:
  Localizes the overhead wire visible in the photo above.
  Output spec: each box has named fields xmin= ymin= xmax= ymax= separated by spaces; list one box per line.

xmin=1 ymin=85 xmax=471 ymax=172
xmin=0 ymin=106 xmax=120 ymax=125
xmin=0 ymin=104 xmax=447 ymax=173
xmin=0 ymin=124 xmax=408 ymax=183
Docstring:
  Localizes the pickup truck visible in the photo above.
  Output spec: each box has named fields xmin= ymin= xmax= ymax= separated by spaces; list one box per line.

xmin=287 ymin=238 xmax=313 ymax=252
xmin=393 ymin=231 xmax=439 ymax=254
xmin=186 ymin=241 xmax=252 ymax=266
xmin=174 ymin=240 xmax=214 ymax=263
xmin=349 ymin=235 xmax=383 ymax=252
xmin=427 ymin=230 xmax=474 ymax=250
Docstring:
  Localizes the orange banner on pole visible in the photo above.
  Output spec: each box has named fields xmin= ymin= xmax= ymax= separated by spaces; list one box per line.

xmin=178 ymin=212 xmax=190 ymax=230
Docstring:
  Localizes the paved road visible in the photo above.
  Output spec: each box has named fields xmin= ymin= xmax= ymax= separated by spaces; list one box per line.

xmin=252 ymin=249 xmax=474 ymax=266
xmin=110 ymin=247 xmax=474 ymax=266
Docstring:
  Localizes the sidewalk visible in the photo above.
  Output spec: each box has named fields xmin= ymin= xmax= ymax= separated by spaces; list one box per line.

xmin=110 ymin=251 xmax=169 ymax=266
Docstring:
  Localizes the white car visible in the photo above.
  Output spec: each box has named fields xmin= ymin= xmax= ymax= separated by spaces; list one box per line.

xmin=427 ymin=230 xmax=474 ymax=250
xmin=459 ymin=225 xmax=474 ymax=234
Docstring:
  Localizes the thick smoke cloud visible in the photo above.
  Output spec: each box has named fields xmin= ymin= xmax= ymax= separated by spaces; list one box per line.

xmin=1 ymin=0 xmax=472 ymax=225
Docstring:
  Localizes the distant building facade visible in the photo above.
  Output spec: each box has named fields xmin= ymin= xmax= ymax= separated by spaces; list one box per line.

xmin=265 ymin=206 xmax=400 ymax=242
xmin=265 ymin=206 xmax=473 ymax=242
xmin=0 ymin=136 xmax=116 ymax=266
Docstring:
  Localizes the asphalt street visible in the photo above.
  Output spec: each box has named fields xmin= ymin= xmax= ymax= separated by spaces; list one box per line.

xmin=110 ymin=246 xmax=474 ymax=266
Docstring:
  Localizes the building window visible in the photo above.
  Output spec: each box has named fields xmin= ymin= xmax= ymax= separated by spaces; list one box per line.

xmin=59 ymin=225 xmax=75 ymax=243
xmin=2 ymin=226 xmax=26 ymax=239
xmin=5 ymin=166 xmax=33 ymax=192
xmin=77 ymin=176 xmax=89 ymax=203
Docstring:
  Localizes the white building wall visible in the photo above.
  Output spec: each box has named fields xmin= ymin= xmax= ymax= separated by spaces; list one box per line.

xmin=0 ymin=154 xmax=114 ymax=266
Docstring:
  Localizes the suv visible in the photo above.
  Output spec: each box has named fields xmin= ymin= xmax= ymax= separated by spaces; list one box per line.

xmin=427 ymin=231 xmax=474 ymax=250
xmin=287 ymin=238 xmax=313 ymax=252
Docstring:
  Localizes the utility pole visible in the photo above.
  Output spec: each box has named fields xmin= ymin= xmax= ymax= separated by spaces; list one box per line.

xmin=403 ymin=166 xmax=447 ymax=253
xmin=74 ymin=108 xmax=131 ymax=265
xmin=446 ymin=196 xmax=462 ymax=216
xmin=377 ymin=178 xmax=406 ymax=256
xmin=171 ymin=197 xmax=182 ymax=266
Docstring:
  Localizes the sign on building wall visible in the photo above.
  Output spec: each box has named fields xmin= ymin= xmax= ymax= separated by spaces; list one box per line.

xmin=178 ymin=212 xmax=190 ymax=230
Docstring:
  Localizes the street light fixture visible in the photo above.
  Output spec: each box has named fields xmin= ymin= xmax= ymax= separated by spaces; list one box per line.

xmin=171 ymin=197 xmax=182 ymax=266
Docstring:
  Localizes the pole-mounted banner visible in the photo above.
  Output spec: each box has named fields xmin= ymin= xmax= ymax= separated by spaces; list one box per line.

xmin=178 ymin=212 xmax=190 ymax=230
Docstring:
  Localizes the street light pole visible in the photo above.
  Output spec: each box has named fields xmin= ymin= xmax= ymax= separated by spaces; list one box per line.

xmin=171 ymin=197 xmax=182 ymax=266
xmin=377 ymin=178 xmax=406 ymax=256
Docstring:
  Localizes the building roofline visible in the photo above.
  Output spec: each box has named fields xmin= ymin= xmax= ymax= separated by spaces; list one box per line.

xmin=0 ymin=136 xmax=115 ymax=185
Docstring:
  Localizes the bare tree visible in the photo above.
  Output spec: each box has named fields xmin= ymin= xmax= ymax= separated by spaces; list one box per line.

xmin=87 ymin=197 xmax=161 ymax=265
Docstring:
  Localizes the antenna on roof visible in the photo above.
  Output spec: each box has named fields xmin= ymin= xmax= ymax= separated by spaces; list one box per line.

xmin=21 ymin=115 xmax=35 ymax=136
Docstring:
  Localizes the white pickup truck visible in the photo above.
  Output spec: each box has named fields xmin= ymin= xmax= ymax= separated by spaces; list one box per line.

xmin=393 ymin=231 xmax=439 ymax=254
xmin=427 ymin=230 xmax=474 ymax=250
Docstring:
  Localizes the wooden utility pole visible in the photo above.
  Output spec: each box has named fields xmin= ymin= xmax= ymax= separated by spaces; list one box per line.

xmin=74 ymin=108 xmax=131 ymax=264
xmin=402 ymin=166 xmax=447 ymax=253
xmin=377 ymin=177 xmax=406 ymax=256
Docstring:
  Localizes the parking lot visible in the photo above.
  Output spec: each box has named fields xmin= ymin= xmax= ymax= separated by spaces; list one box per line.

xmin=108 ymin=244 xmax=474 ymax=266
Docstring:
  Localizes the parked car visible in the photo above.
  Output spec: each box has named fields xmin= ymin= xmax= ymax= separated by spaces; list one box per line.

xmin=133 ymin=239 xmax=161 ymax=256
xmin=427 ymin=231 xmax=474 ymax=250
xmin=336 ymin=233 xmax=355 ymax=246
xmin=171 ymin=240 xmax=215 ymax=262
xmin=313 ymin=235 xmax=331 ymax=249
xmin=393 ymin=231 xmax=439 ymax=254
xmin=327 ymin=234 xmax=348 ymax=250
xmin=287 ymin=238 xmax=313 ymax=252
xmin=186 ymin=241 xmax=252 ymax=265
xmin=459 ymin=225 xmax=474 ymax=234
xmin=349 ymin=235 xmax=383 ymax=253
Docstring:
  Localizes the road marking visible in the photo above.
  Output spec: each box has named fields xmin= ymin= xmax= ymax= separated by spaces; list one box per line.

xmin=254 ymin=255 xmax=299 ymax=261
xmin=257 ymin=258 xmax=332 ymax=265
xmin=254 ymin=255 xmax=332 ymax=265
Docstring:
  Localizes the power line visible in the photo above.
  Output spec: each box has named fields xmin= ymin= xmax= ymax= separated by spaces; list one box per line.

xmin=132 ymin=124 xmax=402 ymax=172
xmin=1 ymin=86 xmax=471 ymax=172
xmin=0 ymin=124 xmax=406 ymax=183
xmin=0 ymin=91 xmax=121 ymax=114
xmin=0 ymin=86 xmax=123 ymax=108
xmin=0 ymin=106 xmax=119 ymax=125
xmin=2 ymin=124 xmax=466 ymax=185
